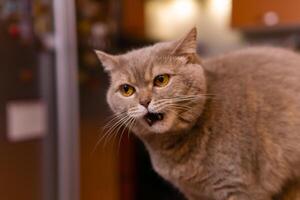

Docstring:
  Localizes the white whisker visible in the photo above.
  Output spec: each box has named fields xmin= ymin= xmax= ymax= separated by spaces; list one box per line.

xmin=103 ymin=115 xmax=131 ymax=148
xmin=92 ymin=112 xmax=127 ymax=153
xmin=117 ymin=117 xmax=135 ymax=152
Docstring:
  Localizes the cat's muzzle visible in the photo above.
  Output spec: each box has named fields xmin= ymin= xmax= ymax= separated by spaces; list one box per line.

xmin=144 ymin=112 xmax=164 ymax=126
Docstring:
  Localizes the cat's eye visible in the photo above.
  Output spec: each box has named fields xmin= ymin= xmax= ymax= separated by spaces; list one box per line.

xmin=119 ymin=84 xmax=135 ymax=97
xmin=154 ymin=74 xmax=170 ymax=87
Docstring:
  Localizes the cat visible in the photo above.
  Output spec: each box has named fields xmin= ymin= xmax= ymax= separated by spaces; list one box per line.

xmin=95 ymin=27 xmax=300 ymax=200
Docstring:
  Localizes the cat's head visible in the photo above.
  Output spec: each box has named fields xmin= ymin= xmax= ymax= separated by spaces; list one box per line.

xmin=96 ymin=28 xmax=207 ymax=136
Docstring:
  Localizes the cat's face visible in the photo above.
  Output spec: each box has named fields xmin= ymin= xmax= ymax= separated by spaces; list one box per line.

xmin=96 ymin=28 xmax=207 ymax=135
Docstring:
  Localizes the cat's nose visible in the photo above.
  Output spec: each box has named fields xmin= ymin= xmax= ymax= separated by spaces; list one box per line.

xmin=140 ymin=100 xmax=151 ymax=108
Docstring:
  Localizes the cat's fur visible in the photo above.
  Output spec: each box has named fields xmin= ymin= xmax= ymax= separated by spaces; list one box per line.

xmin=96 ymin=28 xmax=300 ymax=200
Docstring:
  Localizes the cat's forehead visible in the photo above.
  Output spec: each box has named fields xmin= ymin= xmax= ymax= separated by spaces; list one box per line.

xmin=114 ymin=48 xmax=157 ymax=82
xmin=120 ymin=44 xmax=185 ymax=68
xmin=111 ymin=44 xmax=186 ymax=85
xmin=119 ymin=42 xmax=173 ymax=64
xmin=116 ymin=54 xmax=154 ymax=85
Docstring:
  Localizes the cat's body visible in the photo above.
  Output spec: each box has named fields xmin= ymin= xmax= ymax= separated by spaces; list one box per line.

xmin=96 ymin=28 xmax=300 ymax=200
xmin=143 ymin=47 xmax=300 ymax=200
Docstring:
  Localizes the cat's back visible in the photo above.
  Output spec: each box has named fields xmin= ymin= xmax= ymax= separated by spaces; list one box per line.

xmin=203 ymin=46 xmax=300 ymax=79
xmin=202 ymin=46 xmax=300 ymax=128
xmin=203 ymin=47 xmax=300 ymax=104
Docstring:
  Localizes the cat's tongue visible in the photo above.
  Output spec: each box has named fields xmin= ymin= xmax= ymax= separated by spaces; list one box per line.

xmin=144 ymin=112 xmax=164 ymax=126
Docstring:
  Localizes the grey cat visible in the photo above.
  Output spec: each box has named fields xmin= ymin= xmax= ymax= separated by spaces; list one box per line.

xmin=95 ymin=28 xmax=300 ymax=200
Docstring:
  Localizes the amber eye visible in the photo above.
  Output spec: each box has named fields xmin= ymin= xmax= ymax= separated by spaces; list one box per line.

xmin=119 ymin=84 xmax=135 ymax=97
xmin=154 ymin=74 xmax=170 ymax=87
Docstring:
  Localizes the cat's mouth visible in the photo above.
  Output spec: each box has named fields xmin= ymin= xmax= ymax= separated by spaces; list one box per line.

xmin=144 ymin=112 xmax=164 ymax=126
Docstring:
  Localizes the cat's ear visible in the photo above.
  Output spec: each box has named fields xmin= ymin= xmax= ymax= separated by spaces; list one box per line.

xmin=171 ymin=27 xmax=197 ymax=56
xmin=95 ymin=50 xmax=119 ymax=72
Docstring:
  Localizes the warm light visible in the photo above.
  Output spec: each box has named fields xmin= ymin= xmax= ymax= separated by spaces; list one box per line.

xmin=145 ymin=0 xmax=242 ymax=53
xmin=207 ymin=0 xmax=231 ymax=23
xmin=171 ymin=0 xmax=196 ymax=19
xmin=145 ymin=0 xmax=201 ymax=40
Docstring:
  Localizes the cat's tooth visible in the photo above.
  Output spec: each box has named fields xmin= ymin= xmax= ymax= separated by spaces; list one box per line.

xmin=157 ymin=113 xmax=164 ymax=120
xmin=146 ymin=118 xmax=153 ymax=126
xmin=158 ymin=114 xmax=162 ymax=120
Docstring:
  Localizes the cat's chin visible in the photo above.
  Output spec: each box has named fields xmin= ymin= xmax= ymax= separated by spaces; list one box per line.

xmin=139 ymin=112 xmax=178 ymax=134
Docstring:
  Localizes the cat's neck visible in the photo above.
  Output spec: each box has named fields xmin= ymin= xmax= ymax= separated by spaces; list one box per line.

xmin=140 ymin=123 xmax=204 ymax=165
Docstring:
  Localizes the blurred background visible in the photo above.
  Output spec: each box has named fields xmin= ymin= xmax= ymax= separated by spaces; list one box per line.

xmin=1 ymin=0 xmax=300 ymax=200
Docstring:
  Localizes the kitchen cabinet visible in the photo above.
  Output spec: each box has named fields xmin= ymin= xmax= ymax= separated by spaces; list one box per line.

xmin=232 ymin=0 xmax=300 ymax=30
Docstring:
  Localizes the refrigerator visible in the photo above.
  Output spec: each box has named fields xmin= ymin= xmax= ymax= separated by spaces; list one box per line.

xmin=0 ymin=0 xmax=79 ymax=200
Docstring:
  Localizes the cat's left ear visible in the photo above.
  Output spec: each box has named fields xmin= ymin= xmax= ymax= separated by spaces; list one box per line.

xmin=95 ymin=50 xmax=119 ymax=72
xmin=171 ymin=27 xmax=197 ymax=56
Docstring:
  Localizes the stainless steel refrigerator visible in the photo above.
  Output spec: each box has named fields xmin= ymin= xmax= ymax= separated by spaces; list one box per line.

xmin=0 ymin=0 xmax=79 ymax=200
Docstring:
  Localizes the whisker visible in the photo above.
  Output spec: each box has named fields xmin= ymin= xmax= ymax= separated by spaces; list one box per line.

xmin=166 ymin=108 xmax=194 ymax=123
xmin=153 ymin=99 xmax=196 ymax=111
xmin=100 ymin=120 xmax=124 ymax=150
xmin=159 ymin=105 xmax=193 ymax=113
xmin=152 ymin=93 xmax=218 ymax=112
xmin=127 ymin=118 xmax=136 ymax=139
xmin=115 ymin=116 xmax=133 ymax=142
xmin=95 ymin=113 xmax=129 ymax=151
xmin=92 ymin=113 xmax=127 ymax=153
xmin=155 ymin=93 xmax=216 ymax=103
xmin=117 ymin=117 xmax=135 ymax=152
xmin=102 ymin=114 xmax=127 ymax=137
xmin=102 ymin=111 xmax=127 ymax=130
xmin=103 ymin=115 xmax=130 ymax=148
xmin=154 ymin=96 xmax=202 ymax=106
xmin=154 ymin=102 xmax=192 ymax=111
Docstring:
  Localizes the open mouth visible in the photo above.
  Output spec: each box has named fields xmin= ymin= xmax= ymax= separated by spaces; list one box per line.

xmin=144 ymin=112 xmax=164 ymax=126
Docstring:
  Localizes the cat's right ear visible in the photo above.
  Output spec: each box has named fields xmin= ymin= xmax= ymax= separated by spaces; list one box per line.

xmin=95 ymin=50 xmax=118 ymax=72
xmin=171 ymin=27 xmax=197 ymax=56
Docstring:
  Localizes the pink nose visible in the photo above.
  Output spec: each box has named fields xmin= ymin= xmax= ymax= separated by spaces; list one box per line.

xmin=140 ymin=100 xmax=150 ymax=108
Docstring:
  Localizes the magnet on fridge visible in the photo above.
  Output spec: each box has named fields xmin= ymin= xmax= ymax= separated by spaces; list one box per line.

xmin=6 ymin=101 xmax=47 ymax=142
xmin=8 ymin=24 xmax=20 ymax=38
